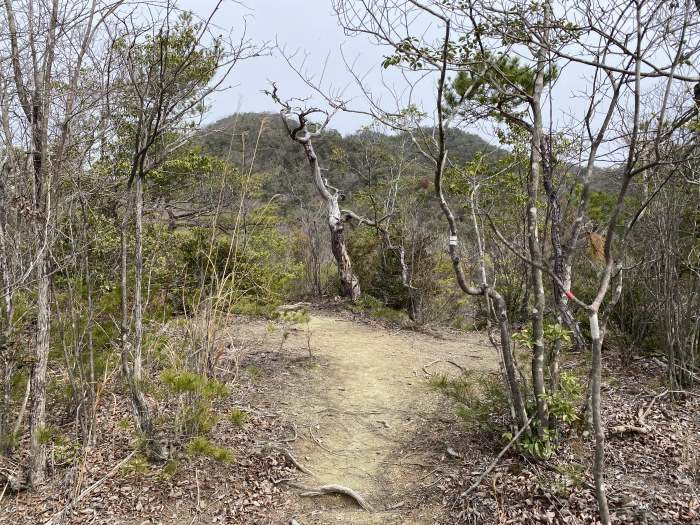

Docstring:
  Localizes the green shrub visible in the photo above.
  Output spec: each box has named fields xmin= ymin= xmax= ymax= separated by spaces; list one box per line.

xmin=244 ymin=365 xmax=262 ymax=381
xmin=543 ymin=372 xmax=583 ymax=425
xmin=121 ymin=454 xmax=150 ymax=475
xmin=515 ymin=428 xmax=557 ymax=459
xmin=160 ymin=368 xmax=230 ymax=437
xmin=353 ymin=295 xmax=408 ymax=324
xmin=185 ymin=436 xmax=234 ymax=462
xmin=160 ymin=368 xmax=230 ymax=400
xmin=162 ymin=459 xmax=180 ymax=477
xmin=175 ymin=218 xmax=302 ymax=315
xmin=228 ymin=408 xmax=248 ymax=427
xmin=507 ymin=372 xmax=583 ymax=459
xmin=0 ymin=430 xmax=21 ymax=451
xmin=35 ymin=425 xmax=56 ymax=445
xmin=178 ymin=401 xmax=219 ymax=435
xmin=431 ymin=372 xmax=509 ymax=428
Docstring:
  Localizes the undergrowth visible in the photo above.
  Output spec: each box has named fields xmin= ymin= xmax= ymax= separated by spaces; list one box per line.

xmin=431 ymin=369 xmax=583 ymax=459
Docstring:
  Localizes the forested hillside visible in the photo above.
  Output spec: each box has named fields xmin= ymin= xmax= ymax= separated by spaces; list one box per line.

xmin=0 ymin=1 xmax=698 ymax=524
xmin=198 ymin=112 xmax=502 ymax=207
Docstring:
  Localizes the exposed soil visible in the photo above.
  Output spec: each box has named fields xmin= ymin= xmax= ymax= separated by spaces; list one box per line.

xmin=232 ymin=310 xmax=499 ymax=524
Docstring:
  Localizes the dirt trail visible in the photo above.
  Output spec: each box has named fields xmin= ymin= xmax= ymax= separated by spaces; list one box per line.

xmin=238 ymin=312 xmax=499 ymax=524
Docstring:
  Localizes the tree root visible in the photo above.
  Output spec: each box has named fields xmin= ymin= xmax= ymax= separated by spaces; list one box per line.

xmin=288 ymin=482 xmax=374 ymax=512
xmin=258 ymin=443 xmax=314 ymax=475
xmin=609 ymin=424 xmax=650 ymax=435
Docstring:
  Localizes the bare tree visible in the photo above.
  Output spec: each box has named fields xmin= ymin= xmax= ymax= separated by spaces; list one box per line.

xmin=0 ymin=0 xmax=122 ymax=485
xmin=268 ymin=86 xmax=361 ymax=301
xmin=107 ymin=2 xmax=257 ymax=459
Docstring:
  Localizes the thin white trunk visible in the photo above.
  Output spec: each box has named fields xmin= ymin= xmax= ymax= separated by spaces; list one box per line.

xmin=29 ymin=253 xmax=50 ymax=486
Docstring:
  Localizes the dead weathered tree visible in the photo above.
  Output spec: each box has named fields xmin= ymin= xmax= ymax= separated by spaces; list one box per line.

xmin=268 ymin=86 xmax=361 ymax=301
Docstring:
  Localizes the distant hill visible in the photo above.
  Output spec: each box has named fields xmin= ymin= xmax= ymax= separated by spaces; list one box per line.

xmin=196 ymin=112 xmax=506 ymax=213
xmin=199 ymin=112 xmax=501 ymax=170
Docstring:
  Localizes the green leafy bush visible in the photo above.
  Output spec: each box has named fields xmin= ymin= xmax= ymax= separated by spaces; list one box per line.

xmin=160 ymin=368 xmax=230 ymax=399
xmin=160 ymin=368 xmax=230 ymax=436
xmin=543 ymin=372 xmax=583 ymax=425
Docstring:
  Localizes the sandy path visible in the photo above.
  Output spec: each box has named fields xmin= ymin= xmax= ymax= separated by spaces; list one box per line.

xmin=238 ymin=312 xmax=498 ymax=524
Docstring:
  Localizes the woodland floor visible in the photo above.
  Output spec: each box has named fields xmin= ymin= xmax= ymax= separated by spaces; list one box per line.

xmin=0 ymin=306 xmax=698 ymax=524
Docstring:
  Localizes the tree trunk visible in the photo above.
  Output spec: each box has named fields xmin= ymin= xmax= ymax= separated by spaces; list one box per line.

xmin=528 ymin=65 xmax=549 ymax=438
xmin=589 ymin=310 xmax=610 ymax=525
xmin=542 ymin=139 xmax=586 ymax=356
xmin=29 ymin=253 xmax=50 ymax=486
xmin=0 ymin=170 xmax=14 ymax=454
xmin=0 ymin=359 xmax=13 ymax=454
xmin=301 ymin=141 xmax=360 ymax=301
xmin=330 ymin=223 xmax=360 ymax=300
xmin=122 ymin=178 xmax=166 ymax=461
xmin=490 ymin=291 xmax=530 ymax=432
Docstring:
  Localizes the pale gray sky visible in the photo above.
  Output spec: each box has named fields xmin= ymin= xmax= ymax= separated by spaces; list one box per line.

xmin=176 ymin=0 xmax=629 ymax=150
xmin=180 ymin=0 xmax=426 ymax=135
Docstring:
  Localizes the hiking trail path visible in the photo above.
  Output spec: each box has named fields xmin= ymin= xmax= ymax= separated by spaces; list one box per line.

xmin=235 ymin=311 xmax=499 ymax=524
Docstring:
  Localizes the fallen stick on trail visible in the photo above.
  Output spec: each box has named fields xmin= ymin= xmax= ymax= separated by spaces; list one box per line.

xmin=288 ymin=482 xmax=374 ymax=511
xmin=422 ymin=359 xmax=465 ymax=375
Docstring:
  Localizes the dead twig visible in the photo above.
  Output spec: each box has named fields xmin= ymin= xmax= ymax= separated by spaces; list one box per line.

xmin=280 ymin=423 xmax=299 ymax=443
xmin=422 ymin=359 xmax=465 ymax=375
xmin=611 ymin=389 xmax=669 ymax=435
xmin=288 ymin=482 xmax=374 ymax=512
xmin=639 ymin=389 xmax=668 ymax=424
xmin=461 ymin=415 xmax=534 ymax=498
xmin=43 ymin=450 xmax=138 ymax=525
xmin=609 ymin=424 xmax=650 ymax=435
xmin=0 ymin=481 xmax=8 ymax=505
xmin=446 ymin=447 xmax=462 ymax=459
xmin=195 ymin=468 xmax=201 ymax=511
xmin=259 ymin=443 xmax=314 ymax=475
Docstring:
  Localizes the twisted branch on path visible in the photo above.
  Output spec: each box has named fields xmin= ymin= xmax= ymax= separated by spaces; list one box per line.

xmin=288 ymin=481 xmax=374 ymax=512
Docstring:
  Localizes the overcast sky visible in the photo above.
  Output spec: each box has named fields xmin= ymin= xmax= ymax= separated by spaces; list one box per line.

xmin=177 ymin=0 xmax=606 ymax=148
xmin=179 ymin=0 xmax=442 ymax=136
